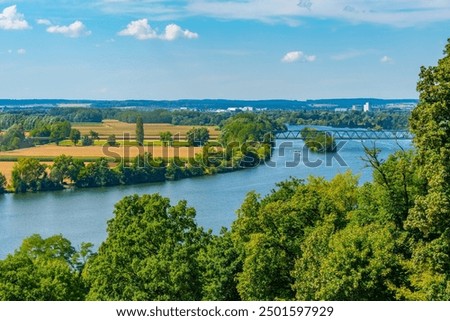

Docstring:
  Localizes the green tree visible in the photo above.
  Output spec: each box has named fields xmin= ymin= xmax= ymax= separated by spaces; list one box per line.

xmin=69 ymin=129 xmax=81 ymax=146
xmin=301 ymin=127 xmax=336 ymax=153
xmin=81 ymin=135 xmax=93 ymax=146
xmin=116 ymin=153 xmax=166 ymax=185
xmin=0 ymin=172 xmax=6 ymax=193
xmin=106 ymin=134 xmax=117 ymax=146
xmin=293 ymin=221 xmax=402 ymax=300
xmin=407 ymin=39 xmax=450 ymax=237
xmin=0 ymin=124 xmax=29 ymax=151
xmin=51 ymin=155 xmax=85 ymax=185
xmin=75 ymin=158 xmax=120 ymax=188
xmin=220 ymin=113 xmax=280 ymax=145
xmin=0 ymin=234 xmax=91 ymax=301
xmin=230 ymin=173 xmax=359 ymax=300
xmin=186 ymin=127 xmax=210 ymax=147
xmin=11 ymin=158 xmax=61 ymax=193
xmin=50 ymin=121 xmax=71 ymax=145
xmin=159 ymin=131 xmax=173 ymax=146
xmin=399 ymin=38 xmax=450 ymax=300
xmin=84 ymin=194 xmax=210 ymax=300
xmin=89 ymin=130 xmax=100 ymax=141
xmin=198 ymin=228 xmax=240 ymax=300
xmin=136 ymin=116 xmax=144 ymax=146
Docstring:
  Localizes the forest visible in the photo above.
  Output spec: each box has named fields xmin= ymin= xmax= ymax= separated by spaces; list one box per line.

xmin=0 ymin=41 xmax=448 ymax=301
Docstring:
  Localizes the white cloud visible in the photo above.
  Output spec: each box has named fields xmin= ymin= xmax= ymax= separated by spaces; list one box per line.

xmin=118 ymin=18 xmax=157 ymax=40
xmin=161 ymin=23 xmax=198 ymax=40
xmin=0 ymin=5 xmax=30 ymax=30
xmin=37 ymin=19 xmax=52 ymax=26
xmin=118 ymin=19 xmax=198 ymax=41
xmin=380 ymin=55 xmax=394 ymax=63
xmin=46 ymin=21 xmax=91 ymax=38
xmin=282 ymin=51 xmax=316 ymax=63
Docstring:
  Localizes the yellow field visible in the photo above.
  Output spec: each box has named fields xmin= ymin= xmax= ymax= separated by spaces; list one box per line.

xmin=0 ymin=162 xmax=15 ymax=182
xmin=72 ymin=120 xmax=220 ymax=140
xmin=0 ymin=144 xmax=202 ymax=184
xmin=0 ymin=144 xmax=202 ymax=159
xmin=0 ymin=122 xmax=214 ymax=185
xmin=0 ymin=162 xmax=54 ymax=183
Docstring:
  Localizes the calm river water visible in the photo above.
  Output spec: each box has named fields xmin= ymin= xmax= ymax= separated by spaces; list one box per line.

xmin=0 ymin=134 xmax=412 ymax=258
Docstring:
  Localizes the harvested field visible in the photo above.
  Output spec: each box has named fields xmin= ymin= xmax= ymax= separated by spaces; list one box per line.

xmin=0 ymin=162 xmax=15 ymax=182
xmin=72 ymin=120 xmax=220 ymax=140
xmin=0 ymin=144 xmax=203 ymax=160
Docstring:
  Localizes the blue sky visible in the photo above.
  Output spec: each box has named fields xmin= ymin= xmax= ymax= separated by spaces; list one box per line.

xmin=0 ymin=0 xmax=449 ymax=100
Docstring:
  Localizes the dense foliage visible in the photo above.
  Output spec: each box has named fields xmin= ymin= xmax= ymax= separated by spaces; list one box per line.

xmin=0 ymin=172 xmax=6 ymax=193
xmin=159 ymin=131 xmax=173 ymax=146
xmin=84 ymin=194 xmax=210 ymax=300
xmin=300 ymin=127 xmax=336 ymax=153
xmin=186 ymin=127 xmax=210 ymax=147
xmin=11 ymin=158 xmax=62 ymax=193
xmin=266 ymin=109 xmax=409 ymax=130
xmin=217 ymin=113 xmax=281 ymax=168
xmin=135 ymin=116 xmax=144 ymax=146
xmin=0 ymin=124 xmax=33 ymax=151
xmin=0 ymin=235 xmax=91 ymax=300
xmin=7 ymin=154 xmax=205 ymax=192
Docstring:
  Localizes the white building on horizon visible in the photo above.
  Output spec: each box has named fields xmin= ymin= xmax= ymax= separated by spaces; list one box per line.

xmin=363 ymin=102 xmax=370 ymax=112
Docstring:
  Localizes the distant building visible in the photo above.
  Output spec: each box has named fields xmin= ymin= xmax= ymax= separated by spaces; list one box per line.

xmin=335 ymin=108 xmax=348 ymax=112
xmin=227 ymin=106 xmax=254 ymax=112
xmin=363 ymin=102 xmax=370 ymax=112
xmin=57 ymin=103 xmax=91 ymax=108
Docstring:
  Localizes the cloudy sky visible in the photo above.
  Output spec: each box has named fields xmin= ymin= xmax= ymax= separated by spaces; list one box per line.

xmin=1 ymin=0 xmax=449 ymax=100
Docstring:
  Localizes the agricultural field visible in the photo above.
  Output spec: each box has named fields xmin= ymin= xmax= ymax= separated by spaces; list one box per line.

xmin=0 ymin=145 xmax=202 ymax=181
xmin=0 ymin=121 xmax=214 ymax=184
xmin=0 ymin=145 xmax=202 ymax=160
xmin=72 ymin=120 xmax=220 ymax=140
xmin=0 ymin=161 xmax=54 ymax=183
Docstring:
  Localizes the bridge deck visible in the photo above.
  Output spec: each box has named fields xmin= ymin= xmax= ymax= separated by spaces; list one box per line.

xmin=275 ymin=130 xmax=413 ymax=140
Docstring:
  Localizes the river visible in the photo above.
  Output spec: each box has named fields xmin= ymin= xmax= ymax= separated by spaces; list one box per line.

xmin=0 ymin=134 xmax=413 ymax=258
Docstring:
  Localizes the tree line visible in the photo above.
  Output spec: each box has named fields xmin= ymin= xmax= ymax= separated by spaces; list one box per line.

xmin=1 ymin=103 xmax=409 ymax=136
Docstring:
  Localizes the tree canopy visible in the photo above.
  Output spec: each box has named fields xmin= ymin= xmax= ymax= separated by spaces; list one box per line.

xmin=0 ymin=235 xmax=91 ymax=300
xmin=84 ymin=194 xmax=210 ymax=300
xmin=135 ymin=116 xmax=144 ymax=146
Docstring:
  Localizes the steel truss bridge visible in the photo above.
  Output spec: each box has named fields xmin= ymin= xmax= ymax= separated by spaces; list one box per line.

xmin=275 ymin=130 xmax=413 ymax=140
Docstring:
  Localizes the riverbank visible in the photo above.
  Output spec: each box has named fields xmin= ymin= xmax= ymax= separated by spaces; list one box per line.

xmin=0 ymin=143 xmax=271 ymax=193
